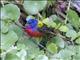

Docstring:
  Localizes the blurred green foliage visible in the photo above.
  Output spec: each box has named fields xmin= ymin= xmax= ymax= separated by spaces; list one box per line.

xmin=1 ymin=0 xmax=80 ymax=60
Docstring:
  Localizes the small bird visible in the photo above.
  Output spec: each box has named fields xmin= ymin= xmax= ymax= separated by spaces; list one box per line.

xmin=24 ymin=18 xmax=43 ymax=37
xmin=23 ymin=17 xmax=55 ymax=50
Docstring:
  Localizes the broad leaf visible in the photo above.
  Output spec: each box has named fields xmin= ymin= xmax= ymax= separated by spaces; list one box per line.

xmin=5 ymin=53 xmax=20 ymax=60
xmin=59 ymin=25 xmax=69 ymax=32
xmin=68 ymin=9 xmax=80 ymax=29
xmin=1 ymin=4 xmax=20 ymax=22
xmin=42 ymin=18 xmax=56 ymax=28
xmin=52 ymin=36 xmax=65 ymax=48
xmin=1 ymin=31 xmax=18 ymax=50
xmin=75 ymin=37 xmax=80 ymax=44
xmin=66 ymin=30 xmax=77 ymax=40
xmin=34 ymin=55 xmax=48 ymax=60
xmin=10 ymin=24 xmax=23 ymax=37
xmin=58 ymin=49 xmax=73 ymax=59
xmin=1 ymin=21 xmax=9 ymax=33
xmin=47 ymin=43 xmax=58 ymax=54
xmin=17 ymin=38 xmax=44 ymax=60
xmin=72 ymin=46 xmax=80 ymax=60
xmin=16 ymin=49 xmax=27 ymax=60
xmin=23 ymin=0 xmax=47 ymax=14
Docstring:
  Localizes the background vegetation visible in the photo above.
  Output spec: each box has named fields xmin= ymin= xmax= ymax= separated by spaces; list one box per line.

xmin=1 ymin=0 xmax=80 ymax=60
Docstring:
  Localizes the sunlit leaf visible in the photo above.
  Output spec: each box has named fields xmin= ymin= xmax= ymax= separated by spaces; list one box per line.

xmin=58 ymin=49 xmax=74 ymax=59
xmin=23 ymin=0 xmax=47 ymax=14
xmin=52 ymin=36 xmax=65 ymax=48
xmin=75 ymin=37 xmax=80 ymax=44
xmin=50 ymin=54 xmax=63 ymax=60
xmin=17 ymin=43 xmax=26 ymax=50
xmin=51 ymin=46 xmax=75 ymax=60
xmin=16 ymin=49 xmax=27 ymax=60
xmin=76 ymin=32 xmax=80 ymax=44
xmin=26 ymin=39 xmax=43 ymax=59
xmin=66 ymin=30 xmax=77 ymax=40
xmin=10 ymin=24 xmax=23 ymax=37
xmin=1 ymin=21 xmax=9 ymax=33
xmin=5 ymin=53 xmax=20 ymax=60
xmin=42 ymin=18 xmax=56 ymax=28
xmin=59 ymin=25 xmax=69 ymax=32
xmin=1 ymin=4 xmax=20 ymax=22
xmin=77 ymin=31 xmax=80 ymax=36
xmin=1 ymin=31 xmax=18 ymax=50
xmin=17 ymin=38 xmax=44 ymax=59
xmin=72 ymin=46 xmax=80 ymax=60
xmin=68 ymin=9 xmax=80 ymax=29
xmin=34 ymin=55 xmax=48 ymax=60
xmin=47 ymin=43 xmax=58 ymax=54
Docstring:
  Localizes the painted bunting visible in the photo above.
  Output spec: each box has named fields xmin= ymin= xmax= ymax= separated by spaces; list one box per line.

xmin=24 ymin=18 xmax=44 ymax=37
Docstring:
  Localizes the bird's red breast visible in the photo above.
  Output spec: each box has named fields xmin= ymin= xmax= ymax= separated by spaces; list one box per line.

xmin=24 ymin=28 xmax=43 ymax=37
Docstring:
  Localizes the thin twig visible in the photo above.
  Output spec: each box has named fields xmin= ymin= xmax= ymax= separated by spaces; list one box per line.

xmin=14 ymin=21 xmax=25 ymax=29
xmin=37 ymin=12 xmax=43 ymax=20
xmin=65 ymin=0 xmax=71 ymax=24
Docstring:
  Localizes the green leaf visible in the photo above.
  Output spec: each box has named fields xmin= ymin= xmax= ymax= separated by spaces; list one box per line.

xmin=10 ymin=24 xmax=23 ymax=37
xmin=17 ymin=38 xmax=44 ymax=59
xmin=75 ymin=37 xmax=80 ymax=44
xmin=17 ymin=43 xmax=26 ymax=50
xmin=47 ymin=43 xmax=58 ymax=54
xmin=72 ymin=46 xmax=80 ymax=60
xmin=51 ymin=46 xmax=75 ymax=60
xmin=42 ymin=18 xmax=56 ymax=28
xmin=54 ymin=46 xmax=75 ymax=60
xmin=66 ymin=30 xmax=77 ymax=40
xmin=77 ymin=31 xmax=80 ymax=36
xmin=16 ymin=49 xmax=27 ymax=60
xmin=34 ymin=55 xmax=48 ymax=60
xmin=25 ymin=39 xmax=43 ymax=59
xmin=52 ymin=36 xmax=65 ymax=48
xmin=23 ymin=0 xmax=47 ymax=14
xmin=5 ymin=53 xmax=20 ymax=60
xmin=1 ymin=4 xmax=20 ymax=22
xmin=50 ymin=54 xmax=63 ymax=60
xmin=66 ymin=23 xmax=74 ymax=30
xmin=1 ymin=31 xmax=18 ymax=50
xmin=1 ymin=21 xmax=9 ymax=33
xmin=68 ymin=9 xmax=80 ymax=29
xmin=76 ymin=32 xmax=80 ymax=44
xmin=47 ymin=0 xmax=56 ymax=6
xmin=59 ymin=25 xmax=69 ymax=32
xmin=58 ymin=49 xmax=74 ymax=59
xmin=49 ymin=15 xmax=58 ymax=21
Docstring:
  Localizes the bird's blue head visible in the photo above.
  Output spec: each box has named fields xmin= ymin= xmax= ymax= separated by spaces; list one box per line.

xmin=26 ymin=18 xmax=38 ymax=28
